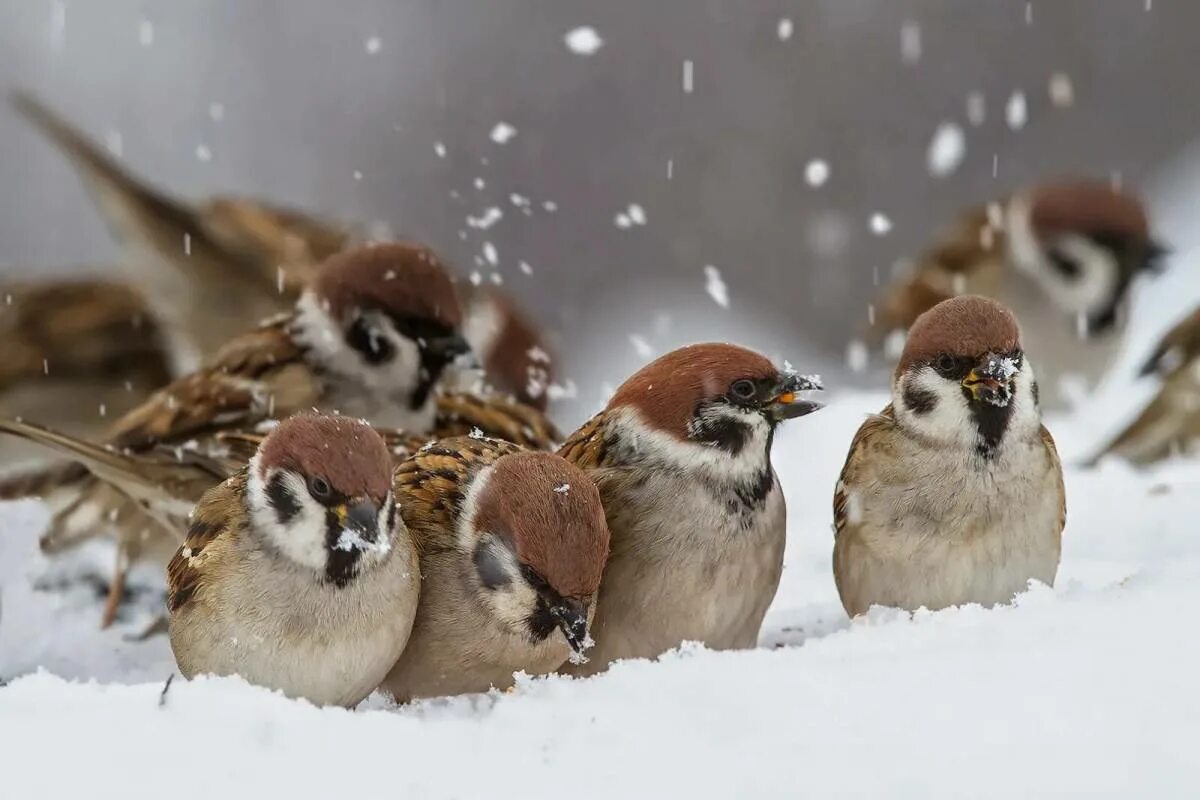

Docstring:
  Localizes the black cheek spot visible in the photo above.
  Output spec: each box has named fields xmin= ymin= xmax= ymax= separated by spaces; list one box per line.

xmin=473 ymin=542 xmax=511 ymax=590
xmin=902 ymin=382 xmax=938 ymax=416
xmin=346 ymin=317 xmax=396 ymax=365
xmin=266 ymin=474 xmax=301 ymax=525
xmin=690 ymin=410 xmax=751 ymax=455
xmin=1031 ymin=379 xmax=1040 ymax=408
xmin=386 ymin=501 xmax=397 ymax=534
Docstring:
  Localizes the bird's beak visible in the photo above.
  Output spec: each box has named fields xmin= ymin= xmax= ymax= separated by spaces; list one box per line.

xmin=334 ymin=497 xmax=381 ymax=544
xmin=767 ymin=372 xmax=824 ymax=421
xmin=962 ymin=352 xmax=1014 ymax=408
xmin=549 ymin=600 xmax=591 ymax=655
xmin=422 ymin=333 xmax=477 ymax=368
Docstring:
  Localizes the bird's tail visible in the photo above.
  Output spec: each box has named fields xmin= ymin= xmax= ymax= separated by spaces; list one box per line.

xmin=10 ymin=91 xmax=198 ymax=253
xmin=0 ymin=418 xmax=157 ymax=492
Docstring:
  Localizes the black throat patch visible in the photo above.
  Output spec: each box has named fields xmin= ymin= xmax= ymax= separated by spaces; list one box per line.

xmin=323 ymin=508 xmax=362 ymax=588
xmin=966 ymin=386 xmax=1016 ymax=458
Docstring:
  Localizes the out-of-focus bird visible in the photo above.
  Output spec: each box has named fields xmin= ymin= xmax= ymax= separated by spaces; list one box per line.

xmin=166 ymin=414 xmax=419 ymax=707
xmin=381 ymin=436 xmax=608 ymax=702
xmin=461 ymin=285 xmax=555 ymax=411
xmin=869 ymin=178 xmax=1165 ymax=410
xmin=11 ymin=91 xmax=350 ymax=369
xmin=834 ymin=296 xmax=1065 ymax=617
xmin=0 ymin=279 xmax=172 ymax=460
xmin=558 ymin=343 xmax=823 ymax=676
xmin=1086 ymin=308 xmax=1200 ymax=464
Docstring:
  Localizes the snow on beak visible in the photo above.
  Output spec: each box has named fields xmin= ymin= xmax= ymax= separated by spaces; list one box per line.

xmin=768 ymin=372 xmax=825 ymax=421
xmin=962 ymin=352 xmax=1016 ymax=408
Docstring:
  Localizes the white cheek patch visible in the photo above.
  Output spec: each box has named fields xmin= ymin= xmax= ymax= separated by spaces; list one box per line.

xmin=292 ymin=291 xmax=423 ymax=398
xmin=246 ymin=457 xmax=329 ymax=573
xmin=1006 ymin=197 xmax=1119 ymax=316
xmin=894 ymin=367 xmax=977 ymax=449
xmin=611 ymin=406 xmax=774 ymax=486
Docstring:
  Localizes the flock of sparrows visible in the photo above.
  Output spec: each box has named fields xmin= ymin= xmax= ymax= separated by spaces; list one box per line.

xmin=0 ymin=92 xmax=1189 ymax=707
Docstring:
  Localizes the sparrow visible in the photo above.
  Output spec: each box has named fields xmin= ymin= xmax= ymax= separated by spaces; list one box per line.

xmin=834 ymin=295 xmax=1066 ymax=617
xmin=381 ymin=436 xmax=609 ymax=701
xmin=557 ymin=343 xmax=823 ymax=676
xmin=167 ymin=413 xmax=419 ymax=707
xmin=0 ymin=278 xmax=172 ymax=456
xmin=869 ymin=178 xmax=1165 ymax=409
xmin=461 ymin=285 xmax=556 ymax=411
xmin=12 ymin=91 xmax=349 ymax=370
xmin=1086 ymin=307 xmax=1200 ymax=464
xmin=0 ymin=241 xmax=469 ymax=624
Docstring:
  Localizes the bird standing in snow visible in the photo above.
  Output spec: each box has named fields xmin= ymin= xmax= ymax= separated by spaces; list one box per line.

xmin=869 ymin=178 xmax=1165 ymax=410
xmin=834 ymin=295 xmax=1065 ymax=617
xmin=166 ymin=414 xmax=419 ymax=707
xmin=381 ymin=436 xmax=608 ymax=701
xmin=1087 ymin=307 xmax=1200 ymax=465
xmin=558 ymin=343 xmax=823 ymax=676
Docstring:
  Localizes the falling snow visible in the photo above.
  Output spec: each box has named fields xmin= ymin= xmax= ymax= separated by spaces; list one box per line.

xmin=564 ymin=26 xmax=603 ymax=55
xmin=1006 ymin=90 xmax=1028 ymax=130
xmin=489 ymin=122 xmax=518 ymax=144
xmin=927 ymin=122 xmax=965 ymax=177
xmin=365 ymin=36 xmax=382 ymax=54
xmin=966 ymin=91 xmax=987 ymax=126
xmin=869 ymin=213 xmax=893 ymax=236
xmin=704 ymin=265 xmax=729 ymax=308
xmin=804 ymin=159 xmax=830 ymax=187
xmin=137 ymin=18 xmax=153 ymax=47
xmin=899 ymin=21 xmax=921 ymax=64
xmin=1049 ymin=72 xmax=1075 ymax=107
xmin=777 ymin=18 xmax=794 ymax=41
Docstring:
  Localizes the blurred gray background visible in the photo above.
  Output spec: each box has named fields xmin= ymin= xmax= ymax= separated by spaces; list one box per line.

xmin=1 ymin=0 xmax=1196 ymax=418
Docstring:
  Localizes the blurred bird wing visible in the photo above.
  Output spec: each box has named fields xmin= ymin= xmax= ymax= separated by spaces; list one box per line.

xmin=106 ymin=317 xmax=320 ymax=449
xmin=393 ymin=435 xmax=522 ymax=552
xmin=435 ymin=391 xmax=560 ymax=450
xmin=832 ymin=405 xmax=897 ymax=539
xmin=1137 ymin=307 xmax=1200 ymax=377
xmin=198 ymin=197 xmax=350 ymax=293
xmin=0 ymin=278 xmax=171 ymax=389
xmin=870 ymin=205 xmax=1004 ymax=342
xmin=555 ymin=411 xmax=614 ymax=473
xmin=1088 ymin=365 xmax=1200 ymax=466
xmin=1040 ymin=425 xmax=1067 ymax=535
xmin=166 ymin=471 xmax=248 ymax=613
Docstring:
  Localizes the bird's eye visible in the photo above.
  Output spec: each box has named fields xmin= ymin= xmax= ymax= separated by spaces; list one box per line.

xmin=934 ymin=354 xmax=957 ymax=376
xmin=730 ymin=379 xmax=757 ymax=401
xmin=308 ymin=476 xmax=332 ymax=499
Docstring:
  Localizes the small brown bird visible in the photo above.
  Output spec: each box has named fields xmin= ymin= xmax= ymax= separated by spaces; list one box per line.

xmin=167 ymin=414 xmax=419 ymax=707
xmin=835 ymin=295 xmax=1065 ymax=617
xmin=381 ymin=436 xmax=609 ymax=701
xmin=12 ymin=92 xmax=349 ymax=367
xmin=558 ymin=343 xmax=823 ymax=676
xmin=1086 ymin=307 xmax=1200 ymax=465
xmin=870 ymin=178 xmax=1165 ymax=409
xmin=0 ymin=278 xmax=172 ymax=455
xmin=461 ymin=285 xmax=555 ymax=410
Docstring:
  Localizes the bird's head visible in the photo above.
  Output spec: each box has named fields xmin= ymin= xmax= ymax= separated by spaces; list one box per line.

xmin=245 ymin=413 xmax=400 ymax=585
xmin=295 ymin=243 xmax=472 ymax=419
xmin=894 ymin=295 xmax=1040 ymax=458
xmin=1007 ymin=178 xmax=1166 ymax=336
xmin=459 ymin=450 xmax=609 ymax=660
xmin=603 ymin=343 xmax=823 ymax=483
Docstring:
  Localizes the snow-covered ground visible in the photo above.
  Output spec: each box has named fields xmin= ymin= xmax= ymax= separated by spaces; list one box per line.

xmin=3 ymin=385 xmax=1200 ymax=798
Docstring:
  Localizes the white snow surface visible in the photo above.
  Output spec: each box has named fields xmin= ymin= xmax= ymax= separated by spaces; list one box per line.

xmin=3 ymin=388 xmax=1200 ymax=796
